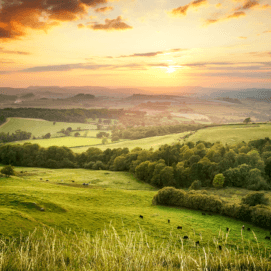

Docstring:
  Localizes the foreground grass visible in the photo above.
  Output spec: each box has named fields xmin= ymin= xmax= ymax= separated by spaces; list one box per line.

xmin=188 ymin=123 xmax=271 ymax=145
xmin=0 ymin=225 xmax=270 ymax=271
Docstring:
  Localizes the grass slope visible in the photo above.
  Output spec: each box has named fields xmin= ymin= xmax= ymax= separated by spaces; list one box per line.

xmin=72 ymin=132 xmax=190 ymax=152
xmin=188 ymin=123 xmax=271 ymax=145
xmin=0 ymin=118 xmax=96 ymax=137
xmin=11 ymin=137 xmax=103 ymax=148
xmin=0 ymin=166 xmax=270 ymax=253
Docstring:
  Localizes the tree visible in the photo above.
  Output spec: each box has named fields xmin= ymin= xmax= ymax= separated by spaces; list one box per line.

xmin=74 ymin=132 xmax=80 ymax=137
xmin=111 ymin=135 xmax=119 ymax=142
xmin=213 ymin=173 xmax=225 ymax=188
xmin=43 ymin=133 xmax=51 ymax=139
xmin=102 ymin=138 xmax=108 ymax=145
xmin=243 ymin=117 xmax=251 ymax=124
xmin=1 ymin=165 xmax=15 ymax=177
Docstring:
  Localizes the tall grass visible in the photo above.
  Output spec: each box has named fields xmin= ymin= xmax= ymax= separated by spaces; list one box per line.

xmin=0 ymin=224 xmax=270 ymax=271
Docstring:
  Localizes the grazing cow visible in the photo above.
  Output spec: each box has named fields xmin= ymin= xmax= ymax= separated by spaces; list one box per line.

xmin=196 ymin=241 xmax=200 ymax=246
xmin=168 ymin=219 xmax=170 ymax=223
xmin=242 ymin=225 xmax=245 ymax=230
xmin=226 ymin=227 xmax=229 ymax=232
xmin=72 ymin=180 xmax=75 ymax=183
xmin=20 ymin=171 xmax=23 ymax=173
xmin=46 ymin=180 xmax=49 ymax=182
xmin=265 ymin=236 xmax=270 ymax=240
xmin=183 ymin=236 xmax=189 ymax=239
xmin=40 ymin=178 xmax=42 ymax=180
xmin=202 ymin=212 xmax=206 ymax=215
xmin=247 ymin=228 xmax=251 ymax=231
xmin=177 ymin=226 xmax=182 ymax=230
xmin=40 ymin=208 xmax=45 ymax=212
xmin=139 ymin=215 xmax=143 ymax=219
xmin=219 ymin=245 xmax=222 ymax=250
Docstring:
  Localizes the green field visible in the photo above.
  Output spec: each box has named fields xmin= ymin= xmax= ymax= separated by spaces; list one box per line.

xmin=0 ymin=166 xmax=270 ymax=269
xmin=188 ymin=124 xmax=271 ymax=145
xmin=0 ymin=118 xmax=97 ymax=138
xmin=11 ymin=137 xmax=103 ymax=148
xmin=72 ymin=132 xmax=190 ymax=152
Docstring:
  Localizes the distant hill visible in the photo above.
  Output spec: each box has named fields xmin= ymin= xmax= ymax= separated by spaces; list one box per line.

xmin=215 ymin=97 xmax=242 ymax=104
xmin=65 ymin=93 xmax=95 ymax=102
xmin=0 ymin=94 xmax=17 ymax=102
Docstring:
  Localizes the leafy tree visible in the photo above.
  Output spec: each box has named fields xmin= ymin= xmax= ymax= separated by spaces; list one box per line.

xmin=74 ymin=132 xmax=80 ymax=137
xmin=243 ymin=117 xmax=251 ymax=124
xmin=43 ymin=133 xmax=51 ymax=139
xmin=1 ymin=165 xmax=15 ymax=177
xmin=102 ymin=138 xmax=108 ymax=145
xmin=213 ymin=173 xmax=225 ymax=188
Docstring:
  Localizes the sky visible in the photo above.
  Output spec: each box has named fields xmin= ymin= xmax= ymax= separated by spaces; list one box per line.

xmin=0 ymin=0 xmax=271 ymax=90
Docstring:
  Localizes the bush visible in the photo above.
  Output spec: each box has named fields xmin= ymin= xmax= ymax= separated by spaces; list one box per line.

xmin=0 ymin=165 xmax=15 ymax=177
xmin=241 ymin=192 xmax=269 ymax=206
xmin=213 ymin=173 xmax=225 ymax=188
xmin=189 ymin=180 xmax=201 ymax=190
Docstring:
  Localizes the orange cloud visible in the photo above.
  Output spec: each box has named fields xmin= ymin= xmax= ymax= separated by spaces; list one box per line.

xmin=239 ymin=36 xmax=247 ymax=39
xmin=0 ymin=47 xmax=30 ymax=55
xmin=235 ymin=0 xmax=259 ymax=11
xmin=205 ymin=11 xmax=246 ymax=24
xmin=0 ymin=0 xmax=116 ymax=40
xmin=171 ymin=0 xmax=207 ymax=16
xmin=95 ymin=6 xmax=114 ymax=13
xmin=89 ymin=16 xmax=132 ymax=31
xmin=227 ymin=11 xmax=246 ymax=18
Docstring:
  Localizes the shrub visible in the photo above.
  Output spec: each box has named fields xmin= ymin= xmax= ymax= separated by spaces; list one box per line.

xmin=235 ymin=204 xmax=252 ymax=222
xmin=213 ymin=173 xmax=225 ymax=188
xmin=189 ymin=180 xmax=201 ymax=190
xmin=241 ymin=192 xmax=269 ymax=206
xmin=250 ymin=207 xmax=271 ymax=229
xmin=0 ymin=165 xmax=15 ymax=177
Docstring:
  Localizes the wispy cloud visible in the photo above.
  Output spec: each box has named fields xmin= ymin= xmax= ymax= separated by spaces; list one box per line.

xmin=205 ymin=11 xmax=246 ymax=25
xmin=82 ymin=16 xmax=133 ymax=31
xmin=0 ymin=47 xmax=30 ymax=55
xmin=117 ymin=48 xmax=186 ymax=58
xmin=171 ymin=0 xmax=208 ymax=16
xmin=95 ymin=6 xmax=114 ymax=13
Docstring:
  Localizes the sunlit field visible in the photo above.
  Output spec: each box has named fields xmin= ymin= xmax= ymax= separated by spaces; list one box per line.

xmin=0 ymin=166 xmax=271 ymax=270
xmin=188 ymin=124 xmax=271 ymax=145
xmin=0 ymin=118 xmax=96 ymax=138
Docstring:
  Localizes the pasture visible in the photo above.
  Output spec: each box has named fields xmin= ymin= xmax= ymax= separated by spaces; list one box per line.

xmin=72 ymin=132 xmax=191 ymax=152
xmin=0 ymin=166 xmax=271 ymax=270
xmin=0 ymin=118 xmax=97 ymax=138
xmin=188 ymin=123 xmax=271 ymax=145
xmin=0 ymin=166 xmax=270 ymax=247
xmin=11 ymin=137 xmax=103 ymax=148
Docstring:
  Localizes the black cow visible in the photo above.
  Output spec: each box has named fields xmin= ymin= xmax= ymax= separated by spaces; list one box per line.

xmin=265 ymin=236 xmax=270 ymax=240
xmin=219 ymin=245 xmax=222 ymax=250
xmin=226 ymin=227 xmax=229 ymax=232
xmin=168 ymin=219 xmax=170 ymax=223
xmin=247 ymin=228 xmax=251 ymax=231
xmin=196 ymin=241 xmax=200 ymax=246
xmin=183 ymin=236 xmax=189 ymax=239
xmin=177 ymin=226 xmax=182 ymax=229
xmin=139 ymin=215 xmax=143 ymax=219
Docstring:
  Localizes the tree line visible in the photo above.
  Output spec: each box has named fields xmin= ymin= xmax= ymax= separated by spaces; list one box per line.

xmin=0 ymin=108 xmax=123 ymax=123
xmin=111 ymin=123 xmax=210 ymax=140
xmin=0 ymin=130 xmax=32 ymax=143
xmin=0 ymin=137 xmax=271 ymax=190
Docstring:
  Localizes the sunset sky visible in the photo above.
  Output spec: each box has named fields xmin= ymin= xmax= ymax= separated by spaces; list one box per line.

xmin=0 ymin=0 xmax=271 ymax=89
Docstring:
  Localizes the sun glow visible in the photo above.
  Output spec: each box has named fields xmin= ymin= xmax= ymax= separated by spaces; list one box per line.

xmin=166 ymin=66 xmax=176 ymax=73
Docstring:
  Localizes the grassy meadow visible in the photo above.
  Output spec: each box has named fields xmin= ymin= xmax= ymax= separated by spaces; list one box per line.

xmin=0 ymin=166 xmax=271 ymax=270
xmin=188 ymin=123 xmax=271 ymax=145
xmin=0 ymin=118 xmax=97 ymax=138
